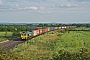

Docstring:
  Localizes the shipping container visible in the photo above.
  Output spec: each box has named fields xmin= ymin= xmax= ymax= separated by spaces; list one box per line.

xmin=32 ymin=29 xmax=39 ymax=36
xmin=59 ymin=27 xmax=62 ymax=29
xmin=54 ymin=27 xmax=59 ymax=30
xmin=47 ymin=27 xmax=50 ymax=31
xmin=66 ymin=26 xmax=69 ymax=29
xmin=61 ymin=26 xmax=65 ymax=29
xmin=50 ymin=27 xmax=54 ymax=31
xmin=44 ymin=28 xmax=48 ymax=33
xmin=36 ymin=29 xmax=39 ymax=35
xmin=33 ymin=30 xmax=37 ymax=36
xmin=69 ymin=26 xmax=76 ymax=28
xmin=42 ymin=29 xmax=44 ymax=34
xmin=64 ymin=26 xmax=66 ymax=28
xmin=39 ymin=29 xmax=42 ymax=34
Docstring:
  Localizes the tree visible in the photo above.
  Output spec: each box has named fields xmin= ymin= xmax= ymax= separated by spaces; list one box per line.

xmin=12 ymin=28 xmax=20 ymax=37
xmin=4 ymin=32 xmax=7 ymax=37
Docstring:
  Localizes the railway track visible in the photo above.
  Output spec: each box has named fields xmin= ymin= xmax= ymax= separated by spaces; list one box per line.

xmin=0 ymin=34 xmax=44 ymax=51
xmin=0 ymin=38 xmax=25 ymax=51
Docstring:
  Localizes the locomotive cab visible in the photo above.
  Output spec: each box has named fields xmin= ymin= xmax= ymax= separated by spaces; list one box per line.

xmin=21 ymin=31 xmax=32 ymax=40
xmin=21 ymin=32 xmax=29 ymax=40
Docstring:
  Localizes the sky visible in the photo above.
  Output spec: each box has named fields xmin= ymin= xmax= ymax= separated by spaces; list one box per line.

xmin=0 ymin=0 xmax=90 ymax=23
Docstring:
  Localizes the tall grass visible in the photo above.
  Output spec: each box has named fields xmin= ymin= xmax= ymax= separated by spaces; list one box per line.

xmin=12 ymin=31 xmax=60 ymax=59
xmin=53 ymin=31 xmax=90 ymax=60
xmin=1 ymin=29 xmax=90 ymax=60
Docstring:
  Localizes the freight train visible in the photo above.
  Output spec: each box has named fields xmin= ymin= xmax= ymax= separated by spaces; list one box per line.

xmin=20 ymin=26 xmax=76 ymax=40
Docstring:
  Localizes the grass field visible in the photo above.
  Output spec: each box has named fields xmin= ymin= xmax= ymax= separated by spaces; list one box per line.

xmin=11 ymin=31 xmax=60 ymax=60
xmin=53 ymin=31 xmax=90 ymax=52
xmin=73 ymin=27 xmax=90 ymax=30
xmin=0 ymin=32 xmax=19 ymax=42
xmin=0 ymin=32 xmax=13 ymax=42
xmin=53 ymin=31 xmax=90 ymax=60
xmin=7 ymin=30 xmax=90 ymax=59
xmin=0 ymin=28 xmax=90 ymax=60
xmin=12 ymin=30 xmax=90 ymax=60
xmin=0 ymin=32 xmax=12 ymax=36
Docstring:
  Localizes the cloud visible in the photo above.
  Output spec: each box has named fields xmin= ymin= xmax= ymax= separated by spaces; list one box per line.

xmin=76 ymin=0 xmax=90 ymax=2
xmin=36 ymin=10 xmax=51 ymax=14
xmin=0 ymin=0 xmax=90 ymax=11
xmin=68 ymin=0 xmax=90 ymax=2
xmin=66 ymin=4 xmax=71 ymax=7
xmin=53 ymin=3 xmax=79 ymax=9
xmin=16 ymin=4 xmax=19 ymax=7
xmin=0 ymin=0 xmax=3 ymax=5
xmin=39 ymin=7 xmax=45 ymax=10
xmin=30 ymin=6 xmax=38 ymax=10
xmin=4 ymin=0 xmax=20 ymax=2
xmin=23 ymin=6 xmax=38 ymax=10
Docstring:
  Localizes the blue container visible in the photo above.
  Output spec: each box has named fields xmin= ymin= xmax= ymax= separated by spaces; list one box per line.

xmin=42 ymin=29 xmax=44 ymax=34
xmin=50 ymin=27 xmax=54 ymax=31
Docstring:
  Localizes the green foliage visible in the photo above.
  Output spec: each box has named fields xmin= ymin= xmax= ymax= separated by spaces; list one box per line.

xmin=0 ymin=38 xmax=7 ymax=42
xmin=0 ymin=29 xmax=90 ymax=60
xmin=10 ymin=31 xmax=60 ymax=60
xmin=0 ymin=25 xmax=30 ymax=32
xmin=0 ymin=32 xmax=13 ymax=42
xmin=53 ymin=48 xmax=90 ymax=60
xmin=0 ymin=32 xmax=12 ymax=36
xmin=0 ymin=23 xmax=90 ymax=32
xmin=12 ymin=31 xmax=20 ymax=36
xmin=0 ymin=32 xmax=20 ymax=42
xmin=52 ymin=31 xmax=90 ymax=60
xmin=69 ymin=27 xmax=90 ymax=31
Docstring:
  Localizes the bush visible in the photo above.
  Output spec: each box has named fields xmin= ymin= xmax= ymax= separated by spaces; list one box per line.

xmin=12 ymin=31 xmax=20 ymax=36
xmin=53 ymin=48 xmax=90 ymax=60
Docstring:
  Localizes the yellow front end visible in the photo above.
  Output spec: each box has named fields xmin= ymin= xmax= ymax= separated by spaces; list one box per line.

xmin=21 ymin=34 xmax=28 ymax=40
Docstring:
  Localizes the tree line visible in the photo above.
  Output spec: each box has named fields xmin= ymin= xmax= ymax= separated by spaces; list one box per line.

xmin=0 ymin=23 xmax=90 ymax=32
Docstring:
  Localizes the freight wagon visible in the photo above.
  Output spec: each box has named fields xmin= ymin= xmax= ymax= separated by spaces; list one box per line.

xmin=44 ymin=28 xmax=48 ymax=33
xmin=50 ymin=27 xmax=54 ymax=31
xmin=20 ymin=26 xmax=76 ymax=40
xmin=54 ymin=27 xmax=59 ymax=30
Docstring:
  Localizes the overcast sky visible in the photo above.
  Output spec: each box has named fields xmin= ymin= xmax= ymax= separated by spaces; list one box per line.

xmin=0 ymin=0 xmax=90 ymax=23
